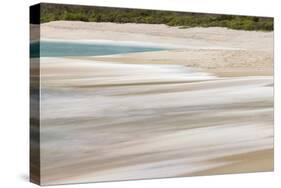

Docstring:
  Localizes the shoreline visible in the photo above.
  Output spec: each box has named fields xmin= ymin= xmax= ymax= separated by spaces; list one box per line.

xmin=70 ymin=48 xmax=273 ymax=77
xmin=39 ymin=21 xmax=273 ymax=77
xmin=39 ymin=38 xmax=243 ymax=51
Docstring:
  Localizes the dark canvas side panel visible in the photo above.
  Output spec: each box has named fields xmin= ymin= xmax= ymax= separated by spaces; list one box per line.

xmin=30 ymin=3 xmax=41 ymax=185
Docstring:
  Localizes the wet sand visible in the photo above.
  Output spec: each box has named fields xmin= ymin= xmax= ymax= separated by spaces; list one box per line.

xmin=36 ymin=21 xmax=274 ymax=185
xmin=87 ymin=49 xmax=273 ymax=77
xmin=190 ymin=149 xmax=273 ymax=176
xmin=38 ymin=57 xmax=273 ymax=185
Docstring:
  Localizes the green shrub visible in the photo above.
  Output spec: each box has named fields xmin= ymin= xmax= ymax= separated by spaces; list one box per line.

xmin=39 ymin=4 xmax=273 ymax=31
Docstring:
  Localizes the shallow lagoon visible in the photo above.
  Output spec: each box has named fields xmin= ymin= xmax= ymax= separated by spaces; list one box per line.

xmin=30 ymin=41 xmax=167 ymax=57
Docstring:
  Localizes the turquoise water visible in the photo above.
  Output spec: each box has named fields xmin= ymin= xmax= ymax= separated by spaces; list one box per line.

xmin=30 ymin=41 xmax=167 ymax=58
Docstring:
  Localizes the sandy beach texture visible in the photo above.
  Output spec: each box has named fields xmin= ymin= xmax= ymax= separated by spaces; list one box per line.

xmin=35 ymin=21 xmax=273 ymax=185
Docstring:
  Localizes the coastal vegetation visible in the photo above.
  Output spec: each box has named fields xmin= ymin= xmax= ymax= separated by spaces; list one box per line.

xmin=39 ymin=3 xmax=273 ymax=31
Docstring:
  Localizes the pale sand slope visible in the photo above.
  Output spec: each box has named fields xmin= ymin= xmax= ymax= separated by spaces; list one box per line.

xmin=41 ymin=21 xmax=273 ymax=51
xmin=41 ymin=21 xmax=273 ymax=76
xmin=38 ymin=57 xmax=273 ymax=185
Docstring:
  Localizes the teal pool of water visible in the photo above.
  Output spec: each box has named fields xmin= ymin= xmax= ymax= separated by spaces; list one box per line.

xmin=30 ymin=41 xmax=167 ymax=58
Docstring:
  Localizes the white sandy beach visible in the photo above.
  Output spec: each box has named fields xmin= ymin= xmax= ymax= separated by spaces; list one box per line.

xmin=34 ymin=21 xmax=273 ymax=185
xmin=40 ymin=21 xmax=273 ymax=51
xmin=40 ymin=21 xmax=273 ymax=76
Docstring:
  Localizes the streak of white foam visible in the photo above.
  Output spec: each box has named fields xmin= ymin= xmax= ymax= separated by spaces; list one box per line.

xmin=41 ymin=57 xmax=217 ymax=84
